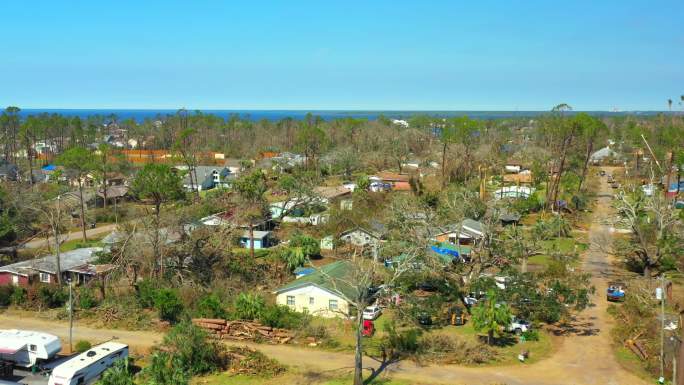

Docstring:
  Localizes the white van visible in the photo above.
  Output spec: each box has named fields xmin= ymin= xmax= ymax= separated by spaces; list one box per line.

xmin=48 ymin=342 xmax=128 ymax=385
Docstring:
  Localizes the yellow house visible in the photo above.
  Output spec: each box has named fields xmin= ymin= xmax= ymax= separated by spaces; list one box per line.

xmin=273 ymin=261 xmax=357 ymax=318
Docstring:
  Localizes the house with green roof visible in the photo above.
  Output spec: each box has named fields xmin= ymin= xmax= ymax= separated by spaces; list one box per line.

xmin=273 ymin=261 xmax=359 ymax=318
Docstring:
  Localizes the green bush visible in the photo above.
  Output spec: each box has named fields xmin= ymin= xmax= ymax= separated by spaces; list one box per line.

xmin=35 ymin=285 xmax=67 ymax=308
xmin=154 ymin=289 xmax=184 ymax=323
xmin=10 ymin=286 xmax=25 ymax=305
xmin=78 ymin=287 xmax=98 ymax=309
xmin=159 ymin=321 xmax=225 ymax=375
xmin=75 ymin=340 xmax=92 ymax=353
xmin=260 ymin=304 xmax=306 ymax=329
xmin=0 ymin=285 xmax=13 ymax=307
xmin=99 ymin=359 xmax=135 ymax=385
xmin=232 ymin=293 xmax=265 ymax=321
xmin=521 ymin=329 xmax=540 ymax=341
xmin=136 ymin=279 xmax=157 ymax=308
xmin=194 ymin=293 xmax=227 ymax=319
xmin=290 ymin=232 xmax=320 ymax=258
xmin=382 ymin=321 xmax=421 ymax=357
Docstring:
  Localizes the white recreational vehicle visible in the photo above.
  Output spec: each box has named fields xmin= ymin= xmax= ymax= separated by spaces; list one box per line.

xmin=0 ymin=330 xmax=61 ymax=367
xmin=48 ymin=342 xmax=128 ymax=385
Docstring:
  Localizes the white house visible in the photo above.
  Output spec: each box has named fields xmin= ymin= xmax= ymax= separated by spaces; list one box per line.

xmin=274 ymin=261 xmax=357 ymax=318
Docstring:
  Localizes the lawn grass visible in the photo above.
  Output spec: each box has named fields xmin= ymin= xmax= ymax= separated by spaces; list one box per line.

xmin=429 ymin=322 xmax=556 ymax=366
xmin=311 ymin=309 xmax=556 ymax=367
xmin=614 ymin=346 xmax=655 ymax=382
xmin=58 ymin=236 xmax=104 ymax=252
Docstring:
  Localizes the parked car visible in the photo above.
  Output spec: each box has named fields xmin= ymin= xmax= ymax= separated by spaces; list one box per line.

xmin=599 ymin=170 xmax=606 ymax=176
xmin=363 ymin=305 xmax=382 ymax=320
xmin=506 ymin=316 xmax=531 ymax=334
xmin=607 ymin=281 xmax=626 ymax=302
xmin=417 ymin=312 xmax=433 ymax=326
xmin=611 ymin=182 xmax=620 ymax=189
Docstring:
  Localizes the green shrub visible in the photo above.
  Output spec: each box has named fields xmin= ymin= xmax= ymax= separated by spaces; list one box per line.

xmin=194 ymin=293 xmax=227 ymax=319
xmin=99 ymin=359 xmax=135 ymax=385
xmin=382 ymin=321 xmax=421 ymax=357
xmin=154 ymin=289 xmax=184 ymax=323
xmin=0 ymin=285 xmax=13 ymax=307
xmin=10 ymin=286 xmax=25 ymax=305
xmin=260 ymin=304 xmax=306 ymax=329
xmin=160 ymin=321 xmax=225 ymax=375
xmin=521 ymin=329 xmax=540 ymax=341
xmin=75 ymin=340 xmax=92 ymax=353
xmin=136 ymin=279 xmax=157 ymax=308
xmin=290 ymin=232 xmax=320 ymax=258
xmin=35 ymin=285 xmax=67 ymax=308
xmin=78 ymin=287 xmax=98 ymax=309
xmin=232 ymin=293 xmax=265 ymax=321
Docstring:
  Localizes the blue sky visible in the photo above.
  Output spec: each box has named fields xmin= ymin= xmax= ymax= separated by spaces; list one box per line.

xmin=2 ymin=1 xmax=683 ymax=110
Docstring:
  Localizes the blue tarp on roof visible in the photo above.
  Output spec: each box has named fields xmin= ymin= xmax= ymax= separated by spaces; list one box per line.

xmin=42 ymin=164 xmax=56 ymax=171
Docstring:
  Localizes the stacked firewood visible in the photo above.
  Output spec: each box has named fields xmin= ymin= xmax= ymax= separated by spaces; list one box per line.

xmin=192 ymin=318 xmax=294 ymax=344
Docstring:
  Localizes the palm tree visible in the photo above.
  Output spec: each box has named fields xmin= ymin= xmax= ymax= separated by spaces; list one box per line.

xmin=668 ymin=98 xmax=673 ymax=112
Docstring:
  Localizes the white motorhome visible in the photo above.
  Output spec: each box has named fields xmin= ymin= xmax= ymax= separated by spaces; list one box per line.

xmin=48 ymin=342 xmax=128 ymax=385
xmin=0 ymin=330 xmax=61 ymax=367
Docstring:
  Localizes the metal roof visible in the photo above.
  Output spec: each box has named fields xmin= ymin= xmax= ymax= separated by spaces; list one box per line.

xmin=0 ymin=247 xmax=102 ymax=276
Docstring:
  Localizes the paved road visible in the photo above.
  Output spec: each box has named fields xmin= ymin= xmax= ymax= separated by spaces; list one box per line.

xmin=21 ymin=224 xmax=117 ymax=249
xmin=0 ymin=168 xmax=649 ymax=384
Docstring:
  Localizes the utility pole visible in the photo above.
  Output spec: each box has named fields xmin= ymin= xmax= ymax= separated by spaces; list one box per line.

xmin=68 ymin=278 xmax=73 ymax=353
xmin=660 ymin=275 xmax=666 ymax=384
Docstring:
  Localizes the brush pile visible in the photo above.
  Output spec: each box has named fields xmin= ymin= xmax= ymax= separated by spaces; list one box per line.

xmin=192 ymin=318 xmax=294 ymax=344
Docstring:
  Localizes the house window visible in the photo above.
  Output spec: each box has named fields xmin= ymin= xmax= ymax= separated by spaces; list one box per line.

xmin=11 ymin=275 xmax=19 ymax=285
xmin=29 ymin=344 xmax=37 ymax=352
xmin=309 ymin=297 xmax=315 ymax=306
xmin=286 ymin=296 xmax=295 ymax=306
xmin=328 ymin=299 xmax=338 ymax=311
xmin=39 ymin=272 xmax=50 ymax=283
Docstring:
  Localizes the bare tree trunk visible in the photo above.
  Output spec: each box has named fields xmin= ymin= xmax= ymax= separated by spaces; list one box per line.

xmin=78 ymin=181 xmax=87 ymax=242
xmin=353 ymin=306 xmax=364 ymax=385
xmin=441 ymin=142 xmax=448 ymax=187
xmin=578 ymin=139 xmax=594 ymax=192
xmin=53 ymin=222 xmax=62 ymax=285
xmin=249 ymin=220 xmax=255 ymax=259
xmin=154 ymin=202 xmax=162 ymax=278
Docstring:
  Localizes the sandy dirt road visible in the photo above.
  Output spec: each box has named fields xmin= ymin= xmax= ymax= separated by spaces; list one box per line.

xmin=0 ymin=168 xmax=648 ymax=384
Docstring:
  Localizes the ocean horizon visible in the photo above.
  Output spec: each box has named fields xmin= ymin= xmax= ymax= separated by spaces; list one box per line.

xmin=15 ymin=109 xmax=666 ymax=122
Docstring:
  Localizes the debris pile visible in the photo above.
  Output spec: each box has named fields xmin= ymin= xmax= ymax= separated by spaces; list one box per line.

xmin=192 ymin=318 xmax=294 ymax=344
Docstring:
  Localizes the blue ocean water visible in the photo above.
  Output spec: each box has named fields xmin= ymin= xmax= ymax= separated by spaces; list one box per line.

xmin=16 ymin=109 xmax=659 ymax=122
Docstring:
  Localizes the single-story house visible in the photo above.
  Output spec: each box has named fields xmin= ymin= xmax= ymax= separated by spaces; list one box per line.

xmin=273 ymin=261 xmax=358 ymax=318
xmin=314 ymin=186 xmax=353 ymax=210
xmin=372 ymin=172 xmax=411 ymax=191
xmin=0 ymin=247 xmax=105 ymax=286
xmin=590 ymin=146 xmax=620 ymax=164
xmin=340 ymin=221 xmax=387 ymax=248
xmin=432 ymin=218 xmax=485 ymax=246
xmin=239 ymin=230 xmax=274 ymax=249
xmin=175 ymin=165 xmax=235 ymax=191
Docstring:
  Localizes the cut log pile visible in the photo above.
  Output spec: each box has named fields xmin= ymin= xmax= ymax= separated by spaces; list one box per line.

xmin=192 ymin=318 xmax=294 ymax=344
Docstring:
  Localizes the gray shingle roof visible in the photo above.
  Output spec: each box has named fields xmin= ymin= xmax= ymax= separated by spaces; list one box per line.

xmin=0 ymin=247 xmax=102 ymax=276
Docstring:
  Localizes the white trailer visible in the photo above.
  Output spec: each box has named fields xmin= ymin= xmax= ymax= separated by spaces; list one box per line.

xmin=48 ymin=342 xmax=128 ymax=385
xmin=0 ymin=330 xmax=61 ymax=367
